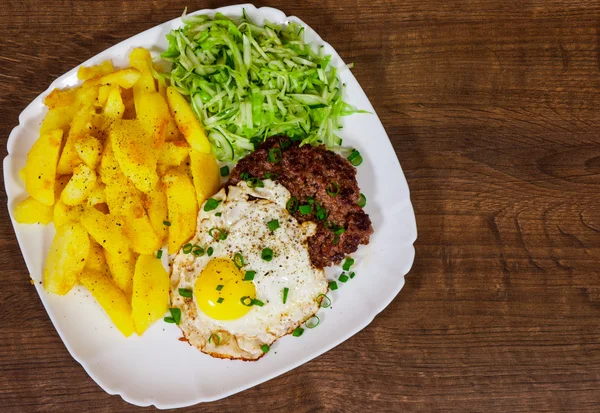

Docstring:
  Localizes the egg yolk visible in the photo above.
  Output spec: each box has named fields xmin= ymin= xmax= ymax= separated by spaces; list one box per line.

xmin=194 ymin=258 xmax=256 ymax=320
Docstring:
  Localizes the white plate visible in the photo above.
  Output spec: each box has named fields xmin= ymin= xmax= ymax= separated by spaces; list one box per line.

xmin=4 ymin=3 xmax=417 ymax=408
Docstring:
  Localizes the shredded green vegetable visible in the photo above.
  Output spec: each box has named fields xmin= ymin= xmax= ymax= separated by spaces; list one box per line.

xmin=158 ymin=10 xmax=365 ymax=161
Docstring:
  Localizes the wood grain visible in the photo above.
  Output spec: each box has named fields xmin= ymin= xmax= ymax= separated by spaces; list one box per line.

xmin=2 ymin=0 xmax=600 ymax=411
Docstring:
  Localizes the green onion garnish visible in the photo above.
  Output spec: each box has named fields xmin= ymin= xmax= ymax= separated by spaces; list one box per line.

xmin=207 ymin=247 xmax=214 ymax=256
xmin=156 ymin=250 xmax=163 ymax=259
xmin=252 ymin=299 xmax=265 ymax=307
xmin=348 ymin=149 xmax=363 ymax=166
xmin=282 ymin=287 xmax=289 ymax=304
xmin=234 ymin=252 xmax=245 ymax=269
xmin=220 ymin=166 xmax=230 ymax=177
xmin=268 ymin=148 xmax=282 ymax=163
xmin=261 ymin=248 xmax=274 ymax=261
xmin=164 ymin=317 xmax=175 ymax=323
xmin=305 ymin=196 xmax=315 ymax=205
xmin=179 ymin=288 xmax=193 ymax=298
xmin=299 ymin=205 xmax=312 ymax=215
xmin=264 ymin=172 xmax=279 ymax=180
xmin=244 ymin=271 xmax=256 ymax=281
xmin=261 ymin=344 xmax=270 ymax=353
xmin=305 ymin=315 xmax=320 ymax=329
xmin=357 ymin=193 xmax=367 ymax=208
xmin=241 ymin=296 xmax=254 ymax=306
xmin=326 ymin=182 xmax=340 ymax=197
xmin=204 ymin=198 xmax=221 ymax=212
xmin=267 ymin=219 xmax=280 ymax=232
xmin=328 ymin=281 xmax=338 ymax=291
xmin=209 ymin=227 xmax=227 ymax=240
xmin=240 ymin=172 xmax=250 ymax=181
xmin=215 ymin=212 xmax=222 ymax=217
xmin=192 ymin=246 xmax=204 ymax=256
xmin=315 ymin=203 xmax=328 ymax=221
xmin=342 ymin=257 xmax=354 ymax=271
xmin=349 ymin=272 xmax=356 ymax=279
xmin=169 ymin=308 xmax=181 ymax=325
xmin=247 ymin=177 xmax=264 ymax=188
xmin=217 ymin=297 xmax=224 ymax=304
xmin=209 ymin=333 xmax=221 ymax=345
xmin=216 ymin=284 xmax=224 ymax=291
xmin=339 ymin=273 xmax=349 ymax=283
xmin=316 ymin=293 xmax=331 ymax=308
xmin=163 ymin=220 xmax=171 ymax=226
xmin=182 ymin=243 xmax=193 ymax=254
xmin=292 ymin=327 xmax=304 ymax=337
xmin=286 ymin=197 xmax=299 ymax=213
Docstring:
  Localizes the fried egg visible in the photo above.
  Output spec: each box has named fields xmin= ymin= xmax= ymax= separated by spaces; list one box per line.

xmin=170 ymin=179 xmax=328 ymax=360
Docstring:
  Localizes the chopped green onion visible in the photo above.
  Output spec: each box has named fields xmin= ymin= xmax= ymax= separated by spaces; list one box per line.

xmin=217 ymin=297 xmax=224 ymax=304
xmin=292 ymin=327 xmax=304 ymax=337
xmin=240 ymin=172 xmax=250 ymax=181
xmin=169 ymin=308 xmax=181 ymax=325
xmin=204 ymin=198 xmax=221 ymax=212
xmin=342 ymin=257 xmax=354 ymax=271
xmin=305 ymin=315 xmax=320 ymax=329
xmin=156 ymin=250 xmax=163 ymax=259
xmin=286 ymin=197 xmax=299 ymax=213
xmin=267 ymin=219 xmax=280 ymax=231
xmin=282 ymin=287 xmax=289 ymax=304
xmin=316 ymin=293 xmax=331 ymax=308
xmin=305 ymin=196 xmax=315 ymax=205
xmin=216 ymin=284 xmax=224 ymax=291
xmin=233 ymin=252 xmax=245 ymax=269
xmin=241 ymin=296 xmax=254 ymax=306
xmin=215 ymin=212 xmax=222 ymax=217
xmin=182 ymin=243 xmax=193 ymax=254
xmin=326 ymin=182 xmax=340 ymax=197
xmin=339 ymin=273 xmax=349 ymax=283
xmin=220 ymin=166 xmax=230 ymax=177
xmin=261 ymin=344 xmax=270 ymax=353
xmin=357 ymin=193 xmax=367 ymax=208
xmin=252 ymin=299 xmax=265 ymax=307
xmin=207 ymin=247 xmax=214 ymax=256
xmin=192 ymin=246 xmax=204 ymax=256
xmin=264 ymin=172 xmax=279 ymax=180
xmin=328 ymin=281 xmax=338 ymax=291
xmin=247 ymin=177 xmax=264 ymax=188
xmin=348 ymin=149 xmax=363 ymax=166
xmin=209 ymin=333 xmax=221 ymax=345
xmin=179 ymin=288 xmax=193 ymax=298
xmin=164 ymin=317 xmax=175 ymax=323
xmin=349 ymin=272 xmax=356 ymax=279
xmin=244 ymin=271 xmax=256 ymax=281
xmin=268 ymin=148 xmax=282 ymax=163
xmin=261 ymin=248 xmax=274 ymax=261
xmin=299 ymin=204 xmax=312 ymax=215
xmin=209 ymin=227 xmax=227 ymax=240
xmin=163 ymin=220 xmax=171 ymax=226
xmin=315 ymin=203 xmax=328 ymax=221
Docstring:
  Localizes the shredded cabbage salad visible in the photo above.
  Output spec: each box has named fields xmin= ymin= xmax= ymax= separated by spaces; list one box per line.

xmin=157 ymin=10 xmax=366 ymax=161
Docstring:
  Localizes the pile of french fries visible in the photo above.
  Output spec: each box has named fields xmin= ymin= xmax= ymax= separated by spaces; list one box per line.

xmin=13 ymin=48 xmax=221 ymax=336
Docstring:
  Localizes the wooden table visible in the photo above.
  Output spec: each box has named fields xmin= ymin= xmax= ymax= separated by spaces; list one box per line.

xmin=1 ymin=1 xmax=599 ymax=411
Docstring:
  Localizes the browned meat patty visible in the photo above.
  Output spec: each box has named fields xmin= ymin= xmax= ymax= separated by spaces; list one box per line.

xmin=229 ymin=136 xmax=373 ymax=268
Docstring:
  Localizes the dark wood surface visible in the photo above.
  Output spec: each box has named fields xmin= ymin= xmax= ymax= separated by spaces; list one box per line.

xmin=1 ymin=0 xmax=600 ymax=411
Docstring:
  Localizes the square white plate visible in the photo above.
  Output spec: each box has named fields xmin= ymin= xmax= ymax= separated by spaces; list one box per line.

xmin=3 ymin=3 xmax=417 ymax=408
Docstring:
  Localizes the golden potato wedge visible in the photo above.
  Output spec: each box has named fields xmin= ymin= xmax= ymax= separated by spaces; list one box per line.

xmin=84 ymin=68 xmax=141 ymax=89
xmin=104 ymin=179 xmax=140 ymax=216
xmin=43 ymin=222 xmax=90 ymax=295
xmin=44 ymin=88 xmax=77 ymax=109
xmin=79 ymin=206 xmax=129 ymax=255
xmin=77 ymin=60 xmax=115 ymax=81
xmin=104 ymin=247 xmax=135 ymax=297
xmin=87 ymin=183 xmax=106 ymax=206
xmin=158 ymin=141 xmax=189 ymax=170
xmin=53 ymin=200 xmax=71 ymax=227
xmin=136 ymin=92 xmax=170 ymax=148
xmin=54 ymin=175 xmax=71 ymax=199
xmin=144 ymin=183 xmax=168 ymax=241
xmin=57 ymin=105 xmax=94 ymax=175
xmin=24 ymin=129 xmax=63 ymax=206
xmin=131 ymin=254 xmax=169 ymax=335
xmin=96 ymin=84 xmax=112 ymax=107
xmin=98 ymin=142 xmax=125 ymax=186
xmin=189 ymin=150 xmax=220 ymax=207
xmin=109 ymin=119 xmax=158 ymax=193
xmin=40 ymin=105 xmax=78 ymax=135
xmin=61 ymin=164 xmax=98 ymax=206
xmin=163 ymin=168 xmax=198 ymax=254
xmin=166 ymin=86 xmax=211 ymax=153
xmin=74 ymin=134 xmax=103 ymax=169
xmin=120 ymin=195 xmax=163 ymax=254
xmin=129 ymin=48 xmax=156 ymax=109
xmin=79 ymin=269 xmax=135 ymax=337
xmin=104 ymin=85 xmax=125 ymax=121
xmin=75 ymin=85 xmax=100 ymax=107
xmin=85 ymin=240 xmax=108 ymax=273
xmin=14 ymin=197 xmax=53 ymax=224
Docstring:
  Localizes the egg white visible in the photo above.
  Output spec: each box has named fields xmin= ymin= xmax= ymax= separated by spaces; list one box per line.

xmin=171 ymin=180 xmax=328 ymax=360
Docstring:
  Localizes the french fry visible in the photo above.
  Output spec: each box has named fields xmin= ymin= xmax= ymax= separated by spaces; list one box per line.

xmin=79 ymin=206 xmax=129 ymax=256
xmin=166 ymin=86 xmax=211 ymax=153
xmin=104 ymin=85 xmax=125 ymax=121
xmin=120 ymin=195 xmax=163 ymax=254
xmin=157 ymin=141 xmax=189 ymax=172
xmin=14 ymin=197 xmax=53 ymax=224
xmin=61 ymin=164 xmax=98 ymax=206
xmin=163 ymin=168 xmax=198 ymax=254
xmin=85 ymin=240 xmax=108 ymax=273
xmin=86 ymin=184 xmax=106 ymax=206
xmin=144 ymin=183 xmax=168 ymax=242
xmin=136 ymin=92 xmax=170 ymax=148
xmin=129 ymin=48 xmax=156 ymax=110
xmin=24 ymin=129 xmax=63 ymax=206
xmin=44 ymin=88 xmax=77 ymax=109
xmin=56 ymin=105 xmax=94 ymax=175
xmin=189 ymin=150 xmax=220 ymax=207
xmin=74 ymin=134 xmax=103 ymax=169
xmin=131 ymin=254 xmax=169 ymax=334
xmin=104 ymin=247 xmax=136 ymax=297
xmin=83 ymin=68 xmax=141 ymax=89
xmin=77 ymin=60 xmax=115 ymax=81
